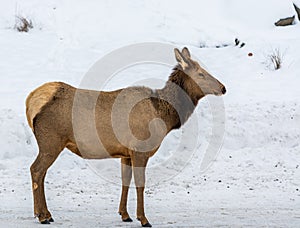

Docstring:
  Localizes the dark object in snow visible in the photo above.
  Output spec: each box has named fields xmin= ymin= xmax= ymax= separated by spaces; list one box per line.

xmin=275 ymin=16 xmax=295 ymax=27
xmin=216 ymin=44 xmax=229 ymax=48
xmin=199 ymin=43 xmax=230 ymax=49
xmin=293 ymin=3 xmax=300 ymax=21
xmin=235 ymin=38 xmax=245 ymax=48
xmin=199 ymin=43 xmax=205 ymax=48
xmin=248 ymin=53 xmax=253 ymax=57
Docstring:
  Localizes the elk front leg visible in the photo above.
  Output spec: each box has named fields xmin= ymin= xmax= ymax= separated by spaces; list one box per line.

xmin=118 ymin=158 xmax=133 ymax=222
xmin=132 ymin=152 xmax=151 ymax=227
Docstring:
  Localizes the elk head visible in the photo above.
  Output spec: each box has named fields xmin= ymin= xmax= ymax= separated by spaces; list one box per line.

xmin=174 ymin=47 xmax=226 ymax=96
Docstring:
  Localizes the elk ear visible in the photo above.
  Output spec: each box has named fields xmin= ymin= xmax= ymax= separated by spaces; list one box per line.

xmin=174 ymin=48 xmax=189 ymax=69
xmin=181 ymin=47 xmax=191 ymax=59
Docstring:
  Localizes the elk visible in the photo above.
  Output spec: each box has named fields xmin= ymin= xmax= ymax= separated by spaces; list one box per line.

xmin=26 ymin=47 xmax=226 ymax=227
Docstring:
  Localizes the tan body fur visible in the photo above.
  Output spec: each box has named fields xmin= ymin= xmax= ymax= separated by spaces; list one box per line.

xmin=27 ymin=48 xmax=226 ymax=227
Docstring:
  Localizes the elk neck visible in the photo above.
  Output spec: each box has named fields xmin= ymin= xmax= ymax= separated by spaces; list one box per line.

xmin=153 ymin=66 xmax=205 ymax=131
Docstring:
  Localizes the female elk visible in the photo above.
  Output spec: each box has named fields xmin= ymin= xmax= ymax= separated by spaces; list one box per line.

xmin=26 ymin=47 xmax=226 ymax=227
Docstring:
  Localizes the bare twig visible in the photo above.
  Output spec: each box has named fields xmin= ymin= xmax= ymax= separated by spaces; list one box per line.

xmin=14 ymin=15 xmax=33 ymax=32
xmin=269 ymin=49 xmax=283 ymax=70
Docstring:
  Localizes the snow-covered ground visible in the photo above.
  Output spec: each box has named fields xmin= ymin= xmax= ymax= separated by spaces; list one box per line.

xmin=0 ymin=0 xmax=300 ymax=227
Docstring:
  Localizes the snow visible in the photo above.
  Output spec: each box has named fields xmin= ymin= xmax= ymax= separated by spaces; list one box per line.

xmin=0 ymin=0 xmax=300 ymax=227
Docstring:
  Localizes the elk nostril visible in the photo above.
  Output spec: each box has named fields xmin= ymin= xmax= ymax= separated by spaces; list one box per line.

xmin=222 ymin=86 xmax=226 ymax=94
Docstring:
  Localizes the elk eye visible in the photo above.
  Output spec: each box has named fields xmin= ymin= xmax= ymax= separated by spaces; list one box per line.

xmin=198 ymin=73 xmax=205 ymax=78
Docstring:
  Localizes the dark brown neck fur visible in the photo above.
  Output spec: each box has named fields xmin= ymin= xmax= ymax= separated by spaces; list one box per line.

xmin=153 ymin=66 xmax=205 ymax=131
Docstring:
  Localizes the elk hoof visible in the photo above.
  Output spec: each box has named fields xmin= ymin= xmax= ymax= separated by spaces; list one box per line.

xmin=142 ymin=222 xmax=152 ymax=227
xmin=122 ymin=217 xmax=133 ymax=222
xmin=48 ymin=218 xmax=54 ymax=222
xmin=40 ymin=219 xmax=51 ymax=224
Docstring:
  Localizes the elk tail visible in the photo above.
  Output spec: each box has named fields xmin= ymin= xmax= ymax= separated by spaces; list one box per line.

xmin=25 ymin=82 xmax=61 ymax=130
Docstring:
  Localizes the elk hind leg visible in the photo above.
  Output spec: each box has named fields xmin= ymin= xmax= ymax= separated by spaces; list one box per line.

xmin=30 ymin=134 xmax=64 ymax=224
